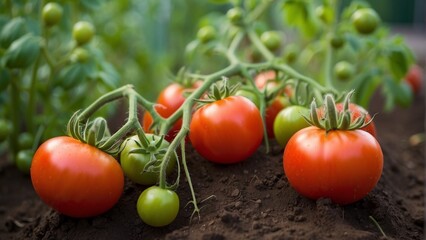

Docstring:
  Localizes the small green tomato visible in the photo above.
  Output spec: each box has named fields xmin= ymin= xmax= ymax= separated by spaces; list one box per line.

xmin=351 ymin=8 xmax=380 ymax=35
xmin=72 ymin=21 xmax=95 ymax=45
xmin=197 ymin=26 xmax=216 ymax=43
xmin=42 ymin=2 xmax=63 ymax=27
xmin=273 ymin=106 xmax=310 ymax=147
xmin=260 ymin=31 xmax=282 ymax=51
xmin=334 ymin=61 xmax=355 ymax=81
xmin=137 ymin=186 xmax=179 ymax=227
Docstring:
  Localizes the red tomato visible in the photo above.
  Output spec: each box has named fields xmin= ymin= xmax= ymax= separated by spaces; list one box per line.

xmin=264 ymin=97 xmax=288 ymax=138
xmin=283 ymin=126 xmax=383 ymax=205
xmin=405 ymin=64 xmax=423 ymax=95
xmin=318 ymin=103 xmax=377 ymax=138
xmin=31 ymin=136 xmax=124 ymax=218
xmin=143 ymin=82 xmax=201 ymax=141
xmin=189 ymin=96 xmax=263 ymax=164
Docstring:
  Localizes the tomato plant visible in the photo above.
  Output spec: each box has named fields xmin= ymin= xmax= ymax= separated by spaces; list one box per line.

xmin=283 ymin=94 xmax=383 ymax=205
xmin=137 ymin=186 xmax=179 ymax=227
xmin=273 ymin=105 xmax=310 ymax=147
xmin=31 ymin=136 xmax=124 ymax=217
xmin=120 ymin=134 xmax=176 ymax=185
xmin=190 ymin=95 xmax=263 ymax=164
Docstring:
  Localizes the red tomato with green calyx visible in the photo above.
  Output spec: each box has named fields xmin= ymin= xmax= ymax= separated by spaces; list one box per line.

xmin=143 ymin=82 xmax=201 ymax=141
xmin=283 ymin=126 xmax=383 ymax=205
xmin=31 ymin=136 xmax=124 ymax=218
xmin=190 ymin=96 xmax=263 ymax=164
xmin=318 ymin=103 xmax=377 ymax=138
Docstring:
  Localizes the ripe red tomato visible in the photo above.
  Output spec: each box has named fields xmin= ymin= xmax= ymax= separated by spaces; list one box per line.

xmin=31 ymin=136 xmax=124 ymax=217
xmin=405 ymin=64 xmax=423 ymax=95
xmin=189 ymin=96 xmax=263 ymax=164
xmin=318 ymin=103 xmax=377 ymax=138
xmin=283 ymin=126 xmax=383 ymax=205
xmin=143 ymin=82 xmax=201 ymax=141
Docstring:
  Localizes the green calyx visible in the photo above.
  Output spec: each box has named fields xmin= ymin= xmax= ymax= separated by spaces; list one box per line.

xmin=305 ymin=91 xmax=371 ymax=132
xmin=196 ymin=77 xmax=239 ymax=104
xmin=67 ymin=111 xmax=120 ymax=154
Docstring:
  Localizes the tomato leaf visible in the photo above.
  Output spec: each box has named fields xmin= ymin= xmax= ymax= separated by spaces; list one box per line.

xmin=0 ymin=17 xmax=27 ymax=48
xmin=387 ymin=46 xmax=409 ymax=81
xmin=58 ymin=63 xmax=89 ymax=88
xmin=281 ymin=0 xmax=319 ymax=38
xmin=2 ymin=33 xmax=40 ymax=69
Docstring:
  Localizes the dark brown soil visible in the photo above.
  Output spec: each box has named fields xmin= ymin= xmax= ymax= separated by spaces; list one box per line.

xmin=0 ymin=89 xmax=424 ymax=240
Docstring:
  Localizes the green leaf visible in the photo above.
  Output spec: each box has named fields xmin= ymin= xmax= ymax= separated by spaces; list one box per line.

xmin=97 ymin=61 xmax=119 ymax=89
xmin=58 ymin=63 xmax=89 ymax=88
xmin=2 ymin=33 xmax=40 ymax=69
xmin=281 ymin=0 xmax=319 ymax=38
xmin=0 ymin=17 xmax=27 ymax=48
xmin=388 ymin=46 xmax=409 ymax=81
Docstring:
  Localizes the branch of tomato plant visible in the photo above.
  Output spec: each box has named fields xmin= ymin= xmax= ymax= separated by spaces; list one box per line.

xmin=246 ymin=0 xmax=276 ymax=24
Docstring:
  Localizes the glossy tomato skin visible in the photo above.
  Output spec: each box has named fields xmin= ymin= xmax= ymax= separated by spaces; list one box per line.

xmin=31 ymin=136 xmax=124 ymax=218
xmin=273 ymin=105 xmax=310 ymax=147
xmin=143 ymin=82 xmax=201 ymax=142
xmin=283 ymin=127 xmax=383 ymax=205
xmin=136 ymin=186 xmax=179 ymax=227
xmin=190 ymin=96 xmax=263 ymax=164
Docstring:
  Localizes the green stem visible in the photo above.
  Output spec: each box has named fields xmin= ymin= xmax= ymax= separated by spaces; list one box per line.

xmin=9 ymin=71 xmax=21 ymax=161
xmin=247 ymin=29 xmax=275 ymax=61
xmin=160 ymin=63 xmax=241 ymax=136
xmin=246 ymin=0 xmax=275 ymax=23
xmin=27 ymin=55 xmax=41 ymax=133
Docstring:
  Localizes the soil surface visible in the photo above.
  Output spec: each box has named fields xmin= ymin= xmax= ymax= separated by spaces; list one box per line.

xmin=0 ymin=92 xmax=425 ymax=240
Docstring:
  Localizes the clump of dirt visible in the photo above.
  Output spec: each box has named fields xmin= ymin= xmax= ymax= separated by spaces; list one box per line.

xmin=0 ymin=92 xmax=424 ymax=240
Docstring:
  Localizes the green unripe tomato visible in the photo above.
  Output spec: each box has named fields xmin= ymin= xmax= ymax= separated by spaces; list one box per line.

xmin=260 ymin=31 xmax=282 ymax=51
xmin=120 ymin=135 xmax=176 ymax=185
xmin=16 ymin=150 xmax=33 ymax=174
xmin=334 ymin=61 xmax=355 ymax=81
xmin=42 ymin=2 xmax=63 ymax=27
xmin=197 ymin=25 xmax=216 ymax=43
xmin=273 ymin=106 xmax=310 ymax=147
xmin=137 ymin=186 xmax=179 ymax=227
xmin=351 ymin=8 xmax=380 ymax=35
xmin=227 ymin=7 xmax=244 ymax=25
xmin=72 ymin=21 xmax=95 ymax=45
xmin=70 ymin=47 xmax=90 ymax=63
xmin=18 ymin=132 xmax=34 ymax=150
xmin=283 ymin=44 xmax=299 ymax=64
xmin=330 ymin=35 xmax=345 ymax=49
